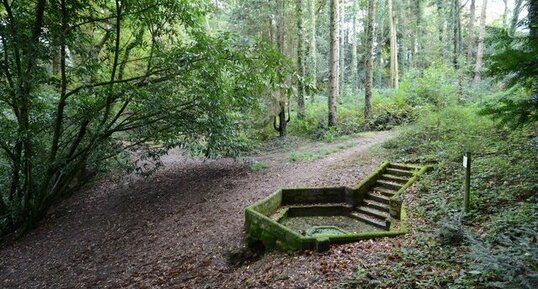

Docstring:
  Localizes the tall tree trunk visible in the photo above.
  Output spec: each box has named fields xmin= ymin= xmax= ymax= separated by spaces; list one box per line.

xmin=510 ymin=0 xmax=524 ymax=36
xmin=411 ymin=0 xmax=422 ymax=67
xmin=530 ymin=0 xmax=538 ymax=49
xmin=277 ymin=0 xmax=288 ymax=136
xmin=474 ymin=0 xmax=487 ymax=82
xmin=530 ymin=0 xmax=538 ymax=99
xmin=351 ymin=0 xmax=358 ymax=94
xmin=398 ymin=0 xmax=409 ymax=70
xmin=309 ymin=0 xmax=317 ymax=102
xmin=466 ymin=0 xmax=476 ymax=65
xmin=296 ymin=0 xmax=305 ymax=119
xmin=437 ymin=0 xmax=446 ymax=57
xmin=339 ymin=0 xmax=346 ymax=97
xmin=453 ymin=0 xmax=462 ymax=69
xmin=328 ymin=0 xmax=339 ymax=127
xmin=388 ymin=0 xmax=399 ymax=89
xmin=365 ymin=0 xmax=376 ymax=120
xmin=374 ymin=0 xmax=386 ymax=87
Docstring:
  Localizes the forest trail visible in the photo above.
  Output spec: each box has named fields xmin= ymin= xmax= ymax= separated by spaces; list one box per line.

xmin=0 ymin=131 xmax=395 ymax=289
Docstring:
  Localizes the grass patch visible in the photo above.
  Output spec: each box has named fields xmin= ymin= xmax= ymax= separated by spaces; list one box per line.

xmin=288 ymin=139 xmax=358 ymax=162
xmin=250 ymin=160 xmax=270 ymax=171
xmin=289 ymin=151 xmax=318 ymax=162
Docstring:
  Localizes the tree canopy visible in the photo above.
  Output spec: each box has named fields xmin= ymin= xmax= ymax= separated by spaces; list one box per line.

xmin=0 ymin=0 xmax=282 ymax=233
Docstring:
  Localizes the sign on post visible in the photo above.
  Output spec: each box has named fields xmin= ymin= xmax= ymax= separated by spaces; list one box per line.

xmin=463 ymin=152 xmax=471 ymax=213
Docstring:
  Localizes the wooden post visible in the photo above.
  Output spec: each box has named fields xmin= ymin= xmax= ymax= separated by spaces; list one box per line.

xmin=463 ymin=152 xmax=471 ymax=213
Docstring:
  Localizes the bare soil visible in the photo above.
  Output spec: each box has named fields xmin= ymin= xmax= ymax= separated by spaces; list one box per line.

xmin=0 ymin=131 xmax=400 ymax=289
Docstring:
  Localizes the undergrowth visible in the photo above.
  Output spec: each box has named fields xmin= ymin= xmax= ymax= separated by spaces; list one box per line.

xmin=341 ymin=105 xmax=538 ymax=288
xmin=286 ymin=64 xmax=469 ymax=141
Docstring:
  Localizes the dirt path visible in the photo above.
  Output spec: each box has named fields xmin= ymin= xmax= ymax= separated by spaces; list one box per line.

xmin=0 ymin=131 xmax=395 ymax=289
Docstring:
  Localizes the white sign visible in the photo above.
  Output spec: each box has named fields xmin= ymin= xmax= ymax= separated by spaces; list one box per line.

xmin=463 ymin=156 xmax=468 ymax=168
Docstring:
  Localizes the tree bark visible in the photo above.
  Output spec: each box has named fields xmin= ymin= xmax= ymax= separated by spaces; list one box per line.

xmin=531 ymin=0 xmax=538 ymax=42
xmin=328 ymin=0 xmax=339 ymax=127
xmin=437 ymin=0 xmax=446 ymax=56
xmin=308 ymin=0 xmax=317 ymax=102
xmin=351 ymin=0 xmax=358 ymax=94
xmin=411 ymin=0 xmax=422 ymax=67
xmin=388 ymin=0 xmax=399 ymax=89
xmin=365 ymin=0 xmax=376 ymax=120
xmin=296 ymin=0 xmax=305 ymax=119
xmin=374 ymin=0 xmax=386 ymax=87
xmin=339 ymin=0 xmax=346 ymax=97
xmin=453 ymin=0 xmax=462 ymax=69
xmin=278 ymin=0 xmax=287 ymax=136
xmin=466 ymin=0 xmax=476 ymax=65
xmin=474 ymin=0 xmax=487 ymax=82
xmin=530 ymin=0 xmax=538 ymax=99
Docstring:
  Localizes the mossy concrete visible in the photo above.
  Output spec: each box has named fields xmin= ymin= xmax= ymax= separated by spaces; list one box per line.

xmin=244 ymin=161 xmax=429 ymax=252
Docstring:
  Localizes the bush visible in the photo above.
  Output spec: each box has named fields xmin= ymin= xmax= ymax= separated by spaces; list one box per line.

xmin=398 ymin=64 xmax=460 ymax=109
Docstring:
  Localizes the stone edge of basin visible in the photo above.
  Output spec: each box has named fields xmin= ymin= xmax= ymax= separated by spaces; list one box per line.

xmin=244 ymin=161 xmax=432 ymax=252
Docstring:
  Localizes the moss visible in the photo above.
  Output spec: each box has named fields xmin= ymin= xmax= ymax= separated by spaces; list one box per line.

xmin=352 ymin=161 xmax=390 ymax=206
xmin=281 ymin=187 xmax=348 ymax=205
xmin=244 ymin=161 xmax=429 ymax=252
xmin=389 ymin=165 xmax=430 ymax=219
xmin=315 ymin=236 xmax=331 ymax=252
xmin=249 ymin=189 xmax=283 ymax=216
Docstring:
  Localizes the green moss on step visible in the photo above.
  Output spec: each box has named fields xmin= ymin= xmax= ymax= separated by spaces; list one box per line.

xmin=244 ymin=161 xmax=430 ymax=252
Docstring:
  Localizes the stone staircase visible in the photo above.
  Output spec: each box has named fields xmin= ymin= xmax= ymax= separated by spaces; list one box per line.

xmin=350 ymin=164 xmax=417 ymax=229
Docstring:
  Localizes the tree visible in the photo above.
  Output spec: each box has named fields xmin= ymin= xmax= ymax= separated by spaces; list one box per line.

xmin=0 ymin=0 xmax=282 ymax=234
xmin=296 ymin=0 xmax=306 ymax=119
xmin=374 ymin=0 xmax=386 ymax=87
xmin=474 ymin=0 xmax=487 ymax=82
xmin=483 ymin=0 xmax=538 ymax=126
xmin=339 ymin=0 xmax=346 ymax=97
xmin=412 ymin=0 xmax=422 ymax=66
xmin=328 ymin=0 xmax=339 ymax=127
xmin=452 ymin=0 xmax=462 ymax=69
xmin=388 ymin=0 xmax=399 ymax=88
xmin=308 ymin=0 xmax=318 ymax=100
xmin=437 ymin=0 xmax=447 ymax=56
xmin=364 ymin=0 xmax=376 ymax=120
xmin=530 ymin=0 xmax=538 ymax=99
xmin=466 ymin=0 xmax=476 ymax=65
xmin=350 ymin=0 xmax=359 ymax=94
xmin=274 ymin=0 xmax=289 ymax=137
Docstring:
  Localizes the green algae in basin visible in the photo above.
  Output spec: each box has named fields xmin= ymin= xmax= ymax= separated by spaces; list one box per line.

xmin=305 ymin=226 xmax=348 ymax=237
xmin=280 ymin=215 xmax=382 ymax=235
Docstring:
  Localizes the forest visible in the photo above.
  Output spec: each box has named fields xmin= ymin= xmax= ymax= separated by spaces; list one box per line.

xmin=0 ymin=0 xmax=537 ymax=288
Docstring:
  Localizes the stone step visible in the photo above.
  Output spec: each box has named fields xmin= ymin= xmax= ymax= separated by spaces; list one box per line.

xmin=362 ymin=199 xmax=389 ymax=212
xmin=386 ymin=168 xmax=414 ymax=177
xmin=390 ymin=163 xmax=419 ymax=171
xmin=367 ymin=192 xmax=391 ymax=204
xmin=372 ymin=186 xmax=397 ymax=197
xmin=350 ymin=211 xmax=386 ymax=229
xmin=380 ymin=174 xmax=409 ymax=184
xmin=357 ymin=205 xmax=389 ymax=219
xmin=286 ymin=203 xmax=352 ymax=209
xmin=376 ymin=180 xmax=403 ymax=191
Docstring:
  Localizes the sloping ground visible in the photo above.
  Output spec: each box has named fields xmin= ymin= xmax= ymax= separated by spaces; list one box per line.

xmin=0 ymin=131 xmax=395 ymax=288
